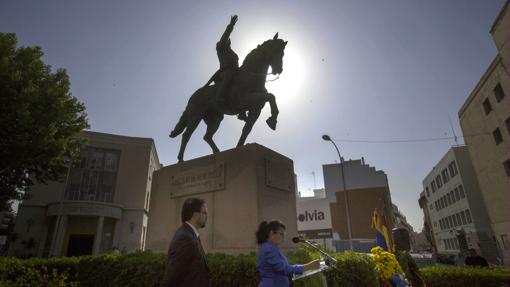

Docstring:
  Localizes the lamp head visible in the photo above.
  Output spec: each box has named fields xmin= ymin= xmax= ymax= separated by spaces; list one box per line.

xmin=322 ymin=134 xmax=331 ymax=141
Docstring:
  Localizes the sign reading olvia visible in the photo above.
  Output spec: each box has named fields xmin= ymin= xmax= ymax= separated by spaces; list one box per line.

xmin=170 ymin=163 xmax=225 ymax=198
xmin=296 ymin=198 xmax=332 ymax=238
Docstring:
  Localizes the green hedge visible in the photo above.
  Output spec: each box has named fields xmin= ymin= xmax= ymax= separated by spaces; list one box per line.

xmin=0 ymin=250 xmax=374 ymax=287
xmin=420 ymin=265 xmax=510 ymax=287
xmin=1 ymin=251 xmax=508 ymax=287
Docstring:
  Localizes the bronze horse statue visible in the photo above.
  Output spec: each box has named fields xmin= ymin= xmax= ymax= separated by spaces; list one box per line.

xmin=170 ymin=33 xmax=287 ymax=162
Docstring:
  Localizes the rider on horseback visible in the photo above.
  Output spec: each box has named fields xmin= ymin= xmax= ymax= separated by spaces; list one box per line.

xmin=204 ymin=15 xmax=248 ymax=121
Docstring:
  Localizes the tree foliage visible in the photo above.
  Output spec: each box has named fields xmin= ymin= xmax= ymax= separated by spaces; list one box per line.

xmin=0 ymin=32 xmax=89 ymax=208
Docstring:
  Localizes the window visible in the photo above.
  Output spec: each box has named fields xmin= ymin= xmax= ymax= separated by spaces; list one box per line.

xmin=434 ymin=221 xmax=437 ymax=228
xmin=448 ymin=161 xmax=458 ymax=177
xmin=459 ymin=185 xmax=465 ymax=198
xmin=448 ymin=216 xmax=454 ymax=228
xmin=431 ymin=181 xmax=437 ymax=193
xmin=435 ymin=201 xmax=439 ymax=210
xmin=435 ymin=175 xmax=443 ymax=188
xmin=465 ymin=210 xmax=472 ymax=223
xmin=441 ymin=169 xmax=449 ymax=183
xmin=506 ymin=116 xmax=510 ymax=136
xmin=494 ymin=83 xmax=506 ymax=102
xmin=504 ymin=159 xmax=510 ymax=177
xmin=452 ymin=214 xmax=458 ymax=227
xmin=483 ymin=98 xmax=492 ymax=115
xmin=450 ymin=190 xmax=456 ymax=203
xmin=460 ymin=211 xmax=467 ymax=225
xmin=493 ymin=128 xmax=503 ymax=145
xmin=501 ymin=234 xmax=509 ymax=250
xmin=447 ymin=193 xmax=452 ymax=205
xmin=441 ymin=197 xmax=446 ymax=208
xmin=430 ymin=204 xmax=433 ymax=210
xmin=454 ymin=188 xmax=461 ymax=201
xmin=456 ymin=213 xmax=462 ymax=226
xmin=444 ymin=239 xmax=450 ymax=250
xmin=426 ymin=187 xmax=430 ymax=197
xmin=453 ymin=238 xmax=459 ymax=249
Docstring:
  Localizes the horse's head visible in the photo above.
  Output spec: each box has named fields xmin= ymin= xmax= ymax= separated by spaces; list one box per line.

xmin=264 ymin=33 xmax=288 ymax=75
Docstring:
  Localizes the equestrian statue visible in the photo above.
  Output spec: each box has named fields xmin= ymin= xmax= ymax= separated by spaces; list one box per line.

xmin=169 ymin=15 xmax=287 ymax=162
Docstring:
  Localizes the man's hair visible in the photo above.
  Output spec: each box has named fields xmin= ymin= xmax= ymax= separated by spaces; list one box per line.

xmin=181 ymin=198 xmax=206 ymax=223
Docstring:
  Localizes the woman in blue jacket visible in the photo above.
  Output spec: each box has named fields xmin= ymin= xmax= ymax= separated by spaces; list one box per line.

xmin=256 ymin=220 xmax=320 ymax=287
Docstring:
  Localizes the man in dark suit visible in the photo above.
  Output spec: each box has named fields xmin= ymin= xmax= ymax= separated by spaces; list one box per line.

xmin=162 ymin=198 xmax=209 ymax=287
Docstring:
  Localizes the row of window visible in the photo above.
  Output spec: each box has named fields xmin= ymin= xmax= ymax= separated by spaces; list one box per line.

xmin=443 ymin=237 xmax=459 ymax=251
xmin=65 ymin=147 xmax=120 ymax=203
xmin=438 ymin=209 xmax=472 ymax=231
xmin=425 ymin=161 xmax=458 ymax=196
xmin=433 ymin=184 xmax=465 ymax=211
xmin=482 ymin=83 xmax=506 ymax=115
xmin=492 ymin=116 xmax=510 ymax=146
xmin=483 ymin=82 xmax=509 ymax=147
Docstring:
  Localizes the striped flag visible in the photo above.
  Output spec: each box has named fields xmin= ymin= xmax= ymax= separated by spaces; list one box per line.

xmin=371 ymin=208 xmax=393 ymax=252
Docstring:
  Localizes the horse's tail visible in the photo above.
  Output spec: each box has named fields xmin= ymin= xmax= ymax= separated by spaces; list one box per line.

xmin=169 ymin=110 xmax=188 ymax=138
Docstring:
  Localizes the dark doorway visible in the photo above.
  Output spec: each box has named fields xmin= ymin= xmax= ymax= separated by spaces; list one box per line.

xmin=67 ymin=234 xmax=94 ymax=257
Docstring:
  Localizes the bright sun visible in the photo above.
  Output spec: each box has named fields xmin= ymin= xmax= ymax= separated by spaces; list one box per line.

xmin=237 ymin=38 xmax=306 ymax=107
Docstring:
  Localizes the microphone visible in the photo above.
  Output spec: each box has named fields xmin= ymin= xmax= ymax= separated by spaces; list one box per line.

xmin=292 ymin=236 xmax=301 ymax=244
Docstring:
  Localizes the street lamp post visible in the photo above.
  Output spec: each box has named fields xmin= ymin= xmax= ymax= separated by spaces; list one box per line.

xmin=322 ymin=134 xmax=354 ymax=251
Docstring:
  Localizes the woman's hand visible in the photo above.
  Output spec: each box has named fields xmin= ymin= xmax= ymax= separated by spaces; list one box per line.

xmin=303 ymin=259 xmax=321 ymax=272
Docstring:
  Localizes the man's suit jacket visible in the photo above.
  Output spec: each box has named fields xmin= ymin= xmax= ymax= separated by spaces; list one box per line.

xmin=161 ymin=223 xmax=209 ymax=287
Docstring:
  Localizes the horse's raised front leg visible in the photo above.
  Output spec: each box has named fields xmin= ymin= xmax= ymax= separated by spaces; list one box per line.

xmin=265 ymin=93 xmax=279 ymax=130
xmin=177 ymin=117 xmax=201 ymax=162
xmin=203 ymin=113 xmax=224 ymax=153
xmin=237 ymin=105 xmax=263 ymax=147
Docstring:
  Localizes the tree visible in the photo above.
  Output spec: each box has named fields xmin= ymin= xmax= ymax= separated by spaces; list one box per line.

xmin=0 ymin=33 xmax=89 ymax=208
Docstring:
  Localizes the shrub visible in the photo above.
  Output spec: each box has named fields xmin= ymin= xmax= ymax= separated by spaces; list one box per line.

xmin=7 ymin=250 xmax=508 ymax=287
xmin=421 ymin=265 xmax=510 ymax=287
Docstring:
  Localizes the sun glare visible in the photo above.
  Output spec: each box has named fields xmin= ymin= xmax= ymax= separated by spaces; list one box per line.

xmin=237 ymin=37 xmax=306 ymax=108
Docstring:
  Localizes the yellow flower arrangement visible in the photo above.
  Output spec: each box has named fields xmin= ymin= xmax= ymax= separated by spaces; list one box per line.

xmin=371 ymin=246 xmax=404 ymax=281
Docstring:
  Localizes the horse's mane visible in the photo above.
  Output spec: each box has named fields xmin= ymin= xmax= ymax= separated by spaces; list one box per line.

xmin=241 ymin=38 xmax=285 ymax=68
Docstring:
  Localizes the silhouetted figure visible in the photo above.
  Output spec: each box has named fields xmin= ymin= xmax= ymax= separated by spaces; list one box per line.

xmin=169 ymin=20 xmax=288 ymax=162
xmin=465 ymin=248 xmax=489 ymax=267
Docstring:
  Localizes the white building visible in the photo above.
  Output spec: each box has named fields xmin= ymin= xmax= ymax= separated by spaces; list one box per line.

xmin=296 ymin=188 xmax=334 ymax=250
xmin=422 ymin=146 xmax=498 ymax=262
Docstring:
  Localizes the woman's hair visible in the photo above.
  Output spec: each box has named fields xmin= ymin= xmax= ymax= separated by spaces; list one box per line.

xmin=255 ymin=220 xmax=286 ymax=244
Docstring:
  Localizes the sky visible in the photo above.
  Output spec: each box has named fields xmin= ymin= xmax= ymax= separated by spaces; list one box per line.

xmin=1 ymin=0 xmax=506 ymax=231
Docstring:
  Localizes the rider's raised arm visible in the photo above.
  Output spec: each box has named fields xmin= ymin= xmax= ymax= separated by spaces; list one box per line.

xmin=219 ymin=15 xmax=238 ymax=45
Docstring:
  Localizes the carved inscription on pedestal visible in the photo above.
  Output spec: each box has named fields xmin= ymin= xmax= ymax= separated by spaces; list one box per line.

xmin=170 ymin=163 xmax=225 ymax=198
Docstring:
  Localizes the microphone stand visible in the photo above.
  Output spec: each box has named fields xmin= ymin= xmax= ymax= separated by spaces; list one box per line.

xmin=300 ymin=239 xmax=337 ymax=266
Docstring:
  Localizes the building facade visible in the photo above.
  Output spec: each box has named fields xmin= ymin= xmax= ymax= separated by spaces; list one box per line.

xmin=422 ymin=146 xmax=498 ymax=263
xmin=458 ymin=1 xmax=510 ymax=265
xmin=418 ymin=191 xmax=437 ymax=253
xmin=323 ymin=158 xmax=394 ymax=252
xmin=9 ymin=131 xmax=160 ymax=257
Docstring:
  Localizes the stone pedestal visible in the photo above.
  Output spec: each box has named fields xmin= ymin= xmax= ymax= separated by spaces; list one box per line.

xmin=146 ymin=143 xmax=298 ymax=254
